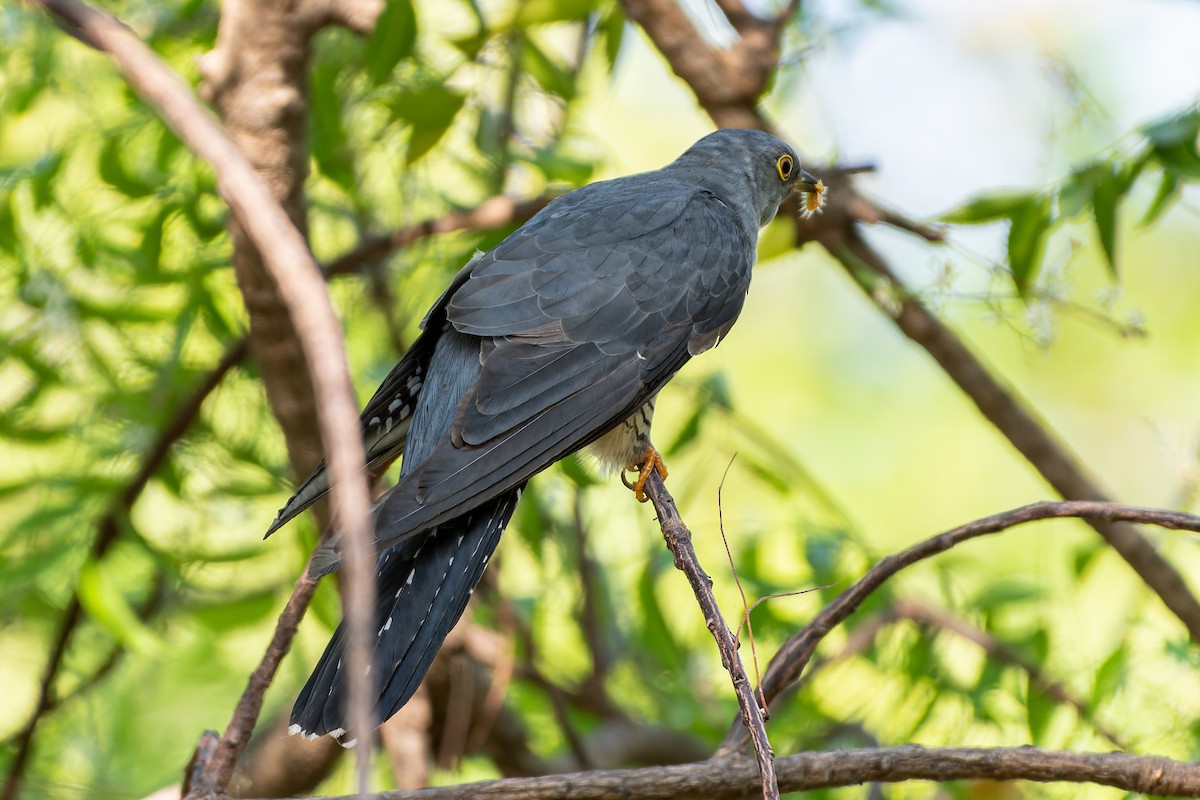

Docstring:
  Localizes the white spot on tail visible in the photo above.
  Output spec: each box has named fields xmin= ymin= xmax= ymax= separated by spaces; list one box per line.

xmin=287 ymin=723 xmax=303 ymax=737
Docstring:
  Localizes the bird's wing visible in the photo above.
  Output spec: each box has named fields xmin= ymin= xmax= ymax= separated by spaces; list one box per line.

xmin=263 ymin=329 xmax=441 ymax=537
xmin=352 ymin=183 xmax=754 ymax=558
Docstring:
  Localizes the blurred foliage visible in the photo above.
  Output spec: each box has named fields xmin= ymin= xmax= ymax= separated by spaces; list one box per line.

xmin=2 ymin=0 xmax=1200 ymax=799
xmin=943 ymin=106 xmax=1200 ymax=293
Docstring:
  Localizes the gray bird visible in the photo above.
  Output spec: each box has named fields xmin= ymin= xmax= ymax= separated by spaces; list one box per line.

xmin=271 ymin=128 xmax=823 ymax=742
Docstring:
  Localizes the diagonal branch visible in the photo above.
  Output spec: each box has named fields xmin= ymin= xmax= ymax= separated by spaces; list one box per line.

xmin=720 ymin=500 xmax=1200 ymax=753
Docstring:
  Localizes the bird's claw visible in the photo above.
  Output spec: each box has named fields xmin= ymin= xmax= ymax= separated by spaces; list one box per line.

xmin=621 ymin=446 xmax=669 ymax=503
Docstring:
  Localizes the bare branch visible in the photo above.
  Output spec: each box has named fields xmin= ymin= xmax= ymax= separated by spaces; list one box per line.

xmin=720 ymin=500 xmax=1200 ymax=753
xmin=324 ymin=195 xmax=556 ymax=280
xmin=617 ymin=0 xmax=764 ymax=130
xmin=641 ymin=471 xmax=778 ymax=800
xmin=239 ymin=745 xmax=1200 ymax=799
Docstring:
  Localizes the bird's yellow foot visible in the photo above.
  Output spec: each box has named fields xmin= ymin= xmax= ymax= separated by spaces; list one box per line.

xmin=621 ymin=446 xmax=669 ymax=503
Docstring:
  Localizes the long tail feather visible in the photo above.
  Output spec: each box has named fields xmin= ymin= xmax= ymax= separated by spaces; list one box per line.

xmin=289 ymin=485 xmax=521 ymax=743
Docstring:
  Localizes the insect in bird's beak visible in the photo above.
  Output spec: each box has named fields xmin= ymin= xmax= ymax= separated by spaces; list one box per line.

xmin=795 ymin=168 xmax=827 ymax=218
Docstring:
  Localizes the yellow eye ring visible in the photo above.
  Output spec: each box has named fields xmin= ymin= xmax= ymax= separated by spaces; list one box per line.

xmin=776 ymin=154 xmax=794 ymax=181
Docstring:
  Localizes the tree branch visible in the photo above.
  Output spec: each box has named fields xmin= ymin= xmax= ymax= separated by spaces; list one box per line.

xmin=640 ymin=471 xmax=778 ymax=800
xmin=720 ymin=500 xmax=1200 ymax=753
xmin=238 ymin=745 xmax=1200 ymax=799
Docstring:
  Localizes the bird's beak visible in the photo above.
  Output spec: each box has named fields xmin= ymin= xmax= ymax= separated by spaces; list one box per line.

xmin=794 ymin=168 xmax=827 ymax=217
xmin=795 ymin=168 xmax=820 ymax=193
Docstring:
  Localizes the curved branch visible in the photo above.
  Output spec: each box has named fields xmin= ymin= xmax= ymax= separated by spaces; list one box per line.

xmin=831 ymin=228 xmax=1200 ymax=642
xmin=721 ymin=500 xmax=1200 ymax=753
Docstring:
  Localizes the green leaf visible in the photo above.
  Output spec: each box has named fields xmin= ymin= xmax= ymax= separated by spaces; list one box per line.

xmin=666 ymin=406 xmax=703 ymax=454
xmin=30 ymin=152 xmax=64 ymax=209
xmin=364 ymin=0 xmax=417 ymax=84
xmin=78 ymin=560 xmax=162 ymax=656
xmin=514 ymin=0 xmax=597 ymax=27
xmin=521 ymin=38 xmax=577 ymax=100
xmin=0 ymin=192 xmax=16 ymax=253
xmin=1141 ymin=169 xmax=1180 ymax=226
xmin=1026 ymin=679 xmax=1055 ymax=745
xmin=635 ymin=555 xmax=685 ymax=670
xmin=1091 ymin=645 xmax=1126 ymax=709
xmin=99 ymin=137 xmax=158 ymax=198
xmin=391 ymin=83 xmax=466 ymax=163
xmin=941 ymin=191 xmax=1032 ymax=224
xmin=1142 ymin=107 xmax=1200 ymax=150
xmin=559 ymin=453 xmax=599 ymax=488
xmin=1056 ymin=167 xmax=1093 ymax=219
xmin=1148 ymin=123 xmax=1200 ymax=180
xmin=598 ymin=5 xmax=626 ymax=71
xmin=1090 ymin=164 xmax=1122 ymax=277
xmin=311 ymin=62 xmax=354 ymax=189
xmin=135 ymin=206 xmax=171 ymax=278
xmin=191 ymin=591 xmax=279 ymax=631
xmin=804 ymin=533 xmax=842 ymax=578
xmin=972 ymin=580 xmax=1045 ymax=612
xmin=525 ymin=148 xmax=595 ymax=185
xmin=1006 ymin=194 xmax=1052 ymax=293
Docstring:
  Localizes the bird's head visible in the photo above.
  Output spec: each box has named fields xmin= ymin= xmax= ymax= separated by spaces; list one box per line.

xmin=675 ymin=128 xmax=825 ymax=229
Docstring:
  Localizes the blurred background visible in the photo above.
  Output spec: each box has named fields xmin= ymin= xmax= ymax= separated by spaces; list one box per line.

xmin=2 ymin=0 xmax=1199 ymax=797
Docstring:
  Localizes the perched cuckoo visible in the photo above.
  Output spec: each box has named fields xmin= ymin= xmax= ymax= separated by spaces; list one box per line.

xmin=270 ymin=128 xmax=824 ymax=742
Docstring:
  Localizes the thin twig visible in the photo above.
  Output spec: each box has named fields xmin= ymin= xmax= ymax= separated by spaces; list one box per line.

xmin=720 ymin=499 xmax=1200 ymax=753
xmin=713 ymin=456 xmax=770 ymax=715
xmin=640 ymin=470 xmax=778 ymax=800
xmin=240 ymin=745 xmax=1200 ymax=799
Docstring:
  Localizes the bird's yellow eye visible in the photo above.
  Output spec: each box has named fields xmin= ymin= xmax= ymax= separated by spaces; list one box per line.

xmin=776 ymin=154 xmax=794 ymax=181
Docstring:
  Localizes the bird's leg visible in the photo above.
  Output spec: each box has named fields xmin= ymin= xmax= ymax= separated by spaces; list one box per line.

xmin=621 ymin=445 xmax=669 ymax=503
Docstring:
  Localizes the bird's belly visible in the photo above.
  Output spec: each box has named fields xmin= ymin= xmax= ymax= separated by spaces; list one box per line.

xmin=585 ymin=401 xmax=656 ymax=472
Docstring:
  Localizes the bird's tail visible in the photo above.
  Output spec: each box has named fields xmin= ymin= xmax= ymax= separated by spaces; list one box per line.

xmin=288 ymin=485 xmax=522 ymax=744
